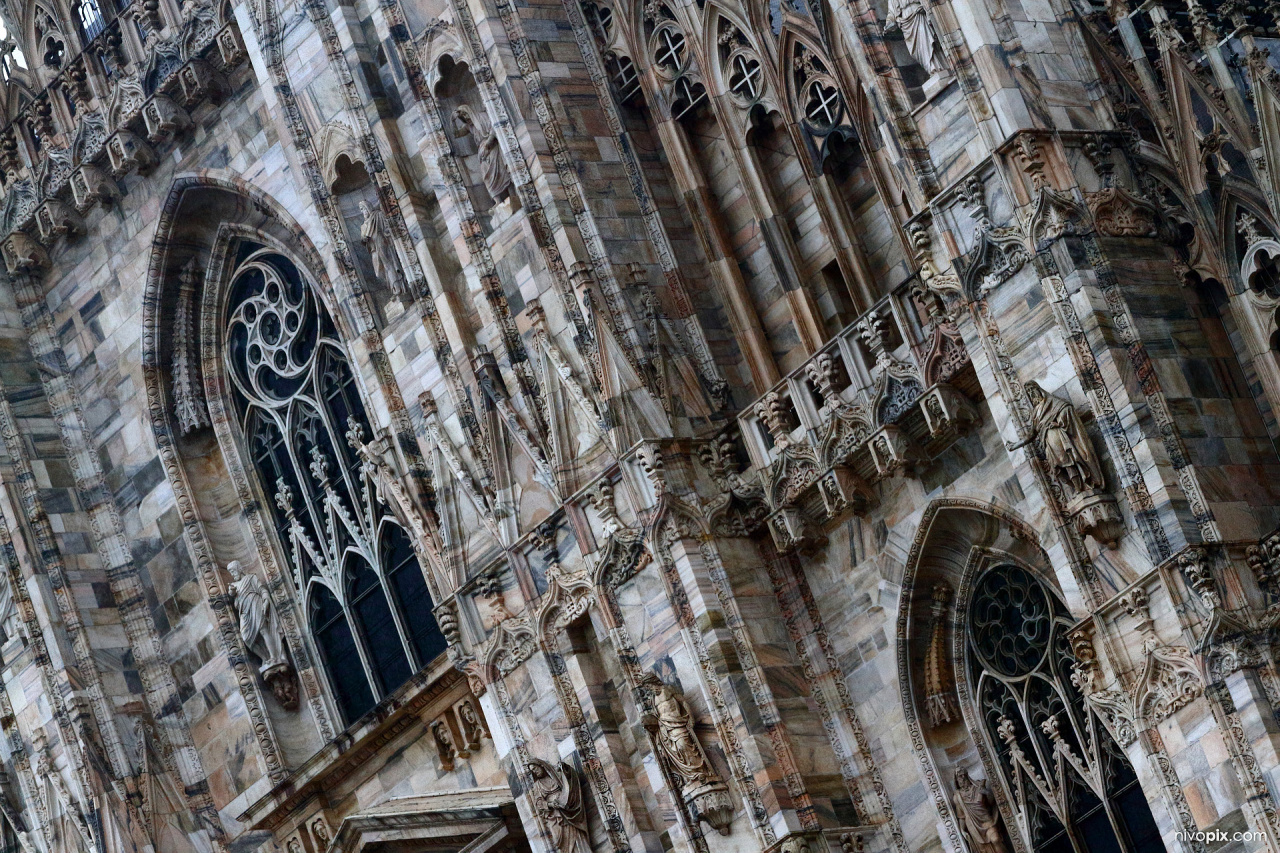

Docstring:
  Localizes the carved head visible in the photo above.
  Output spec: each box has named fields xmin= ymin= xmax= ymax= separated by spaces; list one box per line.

xmin=1024 ymin=380 xmax=1045 ymax=405
xmin=452 ymin=106 xmax=475 ymax=137
xmin=226 ymin=560 xmax=243 ymax=581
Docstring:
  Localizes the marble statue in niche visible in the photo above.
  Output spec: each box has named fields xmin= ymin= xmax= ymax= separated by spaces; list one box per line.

xmin=451 ymin=105 xmax=514 ymax=215
xmin=885 ymin=0 xmax=946 ymax=78
xmin=952 ymin=769 xmax=1008 ymax=853
xmin=638 ymin=673 xmax=734 ymax=835
xmin=1021 ymin=381 xmax=1104 ymax=496
xmin=358 ymin=200 xmax=407 ymax=298
xmin=311 ymin=818 xmax=331 ymax=852
xmin=528 ymin=757 xmax=591 ymax=853
xmin=458 ymin=699 xmax=488 ymax=751
xmin=226 ymin=560 xmax=298 ymax=709
xmin=432 ymin=718 xmax=458 ymax=770
xmin=1010 ymin=381 xmax=1124 ymax=547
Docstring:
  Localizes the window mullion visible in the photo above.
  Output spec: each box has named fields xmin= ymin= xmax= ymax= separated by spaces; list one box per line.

xmin=287 ymin=400 xmax=339 ymax=577
xmin=378 ymin=571 xmax=421 ymax=673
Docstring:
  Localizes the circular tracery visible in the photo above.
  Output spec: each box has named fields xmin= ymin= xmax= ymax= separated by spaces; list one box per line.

xmin=969 ymin=564 xmax=1052 ymax=678
xmin=226 ymin=253 xmax=316 ymax=402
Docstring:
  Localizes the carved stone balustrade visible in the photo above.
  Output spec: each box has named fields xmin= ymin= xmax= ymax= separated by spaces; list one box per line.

xmin=735 ymin=279 xmax=981 ymax=553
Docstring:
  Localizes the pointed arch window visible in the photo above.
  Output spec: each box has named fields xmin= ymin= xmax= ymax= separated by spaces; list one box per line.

xmin=967 ymin=564 xmax=1163 ymax=853
xmin=225 ymin=243 xmax=446 ymax=725
xmin=78 ymin=0 xmax=106 ymax=42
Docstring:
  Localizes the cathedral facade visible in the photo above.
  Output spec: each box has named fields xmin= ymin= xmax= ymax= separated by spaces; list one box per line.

xmin=0 ymin=0 xmax=1267 ymax=846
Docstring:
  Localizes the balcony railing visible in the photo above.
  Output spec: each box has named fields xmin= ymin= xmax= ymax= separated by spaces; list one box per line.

xmin=722 ymin=277 xmax=982 ymax=552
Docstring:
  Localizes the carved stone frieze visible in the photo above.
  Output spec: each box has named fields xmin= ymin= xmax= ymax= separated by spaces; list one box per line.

xmin=1084 ymin=186 xmax=1159 ymax=238
xmin=923 ymin=583 xmax=958 ymax=727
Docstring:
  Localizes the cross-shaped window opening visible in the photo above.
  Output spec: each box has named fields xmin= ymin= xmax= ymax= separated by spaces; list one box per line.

xmin=805 ymin=80 xmax=840 ymax=127
xmin=672 ymin=76 xmax=706 ymax=119
xmin=729 ymin=54 xmax=761 ymax=100
xmin=586 ymin=3 xmax=613 ymax=40
xmin=655 ymin=27 xmax=686 ymax=70
xmin=609 ymin=54 xmax=640 ymax=98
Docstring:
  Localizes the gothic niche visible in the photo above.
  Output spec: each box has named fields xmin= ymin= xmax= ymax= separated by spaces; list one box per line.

xmin=638 ymin=673 xmax=734 ymax=836
xmin=1013 ymin=381 xmax=1124 ymax=548
xmin=880 ymin=0 xmax=947 ymax=99
xmin=964 ymin=563 xmax=1163 ymax=851
xmin=897 ymin=504 xmax=1162 ymax=853
xmin=320 ymin=123 xmax=410 ymax=317
xmin=227 ymin=560 xmax=299 ymax=709
xmin=436 ymin=56 xmax=516 ymax=224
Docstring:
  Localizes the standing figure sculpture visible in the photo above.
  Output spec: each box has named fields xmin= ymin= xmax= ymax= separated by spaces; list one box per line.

xmin=528 ymin=758 xmax=591 ymax=853
xmin=226 ymin=561 xmax=298 ymax=709
xmin=1021 ymin=381 xmax=1105 ymax=497
xmin=452 ymin=106 xmax=513 ymax=209
xmin=358 ymin=200 xmax=406 ymax=297
xmin=639 ymin=673 xmax=734 ymax=835
xmin=227 ymin=560 xmax=285 ymax=671
xmin=952 ymin=769 xmax=1008 ymax=853
xmin=886 ymin=0 xmax=946 ymax=77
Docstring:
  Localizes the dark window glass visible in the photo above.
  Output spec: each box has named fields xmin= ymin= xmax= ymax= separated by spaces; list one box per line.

xmin=384 ymin=525 xmax=446 ymax=667
xmin=310 ymin=585 xmax=374 ymax=722
xmin=348 ymin=558 xmax=411 ymax=694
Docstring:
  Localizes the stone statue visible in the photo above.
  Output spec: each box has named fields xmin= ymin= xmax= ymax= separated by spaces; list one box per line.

xmin=952 ymin=769 xmax=1008 ymax=853
xmin=528 ymin=758 xmax=591 ymax=853
xmin=310 ymin=818 xmax=331 ymax=852
xmin=886 ymin=0 xmax=946 ymax=77
xmin=648 ymin=680 xmax=716 ymax=789
xmin=638 ymin=674 xmax=734 ymax=835
xmin=458 ymin=699 xmax=487 ymax=751
xmin=358 ymin=200 xmax=406 ymax=296
xmin=431 ymin=719 xmax=457 ymax=771
xmin=1019 ymin=381 xmax=1105 ymax=497
xmin=227 ymin=561 xmax=286 ymax=672
xmin=452 ymin=106 xmax=513 ymax=207
xmin=227 ymin=561 xmax=299 ymax=709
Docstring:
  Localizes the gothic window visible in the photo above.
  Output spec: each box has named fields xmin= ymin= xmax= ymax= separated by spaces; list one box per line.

xmin=1237 ymin=209 xmax=1280 ymax=299
xmin=804 ymin=80 xmax=841 ymax=129
xmin=967 ymin=564 xmax=1163 ymax=853
xmin=604 ymin=52 xmax=640 ymax=104
xmin=727 ymin=53 xmax=762 ymax=103
xmin=671 ymin=75 xmax=706 ymax=121
xmin=652 ymin=24 xmax=686 ymax=75
xmin=583 ymin=2 xmax=613 ymax=43
xmin=225 ymin=243 xmax=446 ymax=725
xmin=78 ymin=0 xmax=106 ymax=41
xmin=34 ymin=8 xmax=64 ymax=69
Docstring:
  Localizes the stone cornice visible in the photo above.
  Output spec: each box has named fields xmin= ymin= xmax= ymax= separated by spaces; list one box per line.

xmin=238 ymin=658 xmax=466 ymax=832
